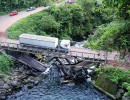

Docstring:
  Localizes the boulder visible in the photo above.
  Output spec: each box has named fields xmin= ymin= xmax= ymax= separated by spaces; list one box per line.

xmin=11 ymin=81 xmax=18 ymax=87
xmin=0 ymin=96 xmax=6 ymax=100
xmin=122 ymin=97 xmax=130 ymax=100
xmin=27 ymin=83 xmax=34 ymax=89
xmin=3 ymin=84 xmax=10 ymax=89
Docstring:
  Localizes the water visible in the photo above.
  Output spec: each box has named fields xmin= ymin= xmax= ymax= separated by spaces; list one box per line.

xmin=7 ymin=68 xmax=111 ymax=100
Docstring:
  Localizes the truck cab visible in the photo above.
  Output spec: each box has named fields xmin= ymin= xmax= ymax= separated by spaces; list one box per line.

xmin=59 ymin=40 xmax=70 ymax=51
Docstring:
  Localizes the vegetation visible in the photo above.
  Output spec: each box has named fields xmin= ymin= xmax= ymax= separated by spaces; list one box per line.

xmin=0 ymin=53 xmax=14 ymax=77
xmin=95 ymin=65 xmax=130 ymax=97
xmin=88 ymin=20 xmax=130 ymax=52
xmin=87 ymin=0 xmax=130 ymax=56
xmin=1 ymin=0 xmax=129 ymax=56
xmin=7 ymin=0 xmax=102 ymax=41
xmin=122 ymin=82 xmax=130 ymax=97
xmin=0 ymin=0 xmax=63 ymax=15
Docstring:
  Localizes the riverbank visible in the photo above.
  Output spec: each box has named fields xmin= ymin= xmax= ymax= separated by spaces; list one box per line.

xmin=0 ymin=57 xmax=42 ymax=100
xmin=91 ymin=65 xmax=130 ymax=100
xmin=0 ymin=50 xmax=129 ymax=100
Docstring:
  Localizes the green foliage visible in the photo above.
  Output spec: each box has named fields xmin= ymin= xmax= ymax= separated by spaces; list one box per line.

xmin=88 ymin=20 xmax=130 ymax=56
xmin=0 ymin=53 xmax=14 ymax=76
xmin=96 ymin=65 xmax=130 ymax=97
xmin=100 ymin=66 xmax=130 ymax=84
xmin=103 ymin=0 xmax=130 ymax=19
xmin=8 ymin=0 xmax=97 ymax=41
xmin=0 ymin=0 xmax=57 ymax=15
xmin=87 ymin=0 xmax=130 ymax=57
xmin=122 ymin=82 xmax=130 ymax=97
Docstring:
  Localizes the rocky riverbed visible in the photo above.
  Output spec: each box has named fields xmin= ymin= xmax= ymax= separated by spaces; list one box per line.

xmin=7 ymin=67 xmax=111 ymax=100
xmin=0 ymin=62 xmax=42 ymax=100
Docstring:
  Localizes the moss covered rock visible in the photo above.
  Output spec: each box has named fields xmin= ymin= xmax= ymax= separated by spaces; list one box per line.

xmin=95 ymin=75 xmax=117 ymax=96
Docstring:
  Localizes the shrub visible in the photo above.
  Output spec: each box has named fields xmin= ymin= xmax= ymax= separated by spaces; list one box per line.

xmin=96 ymin=65 xmax=130 ymax=97
xmin=122 ymin=82 xmax=130 ymax=97
xmin=0 ymin=53 xmax=14 ymax=76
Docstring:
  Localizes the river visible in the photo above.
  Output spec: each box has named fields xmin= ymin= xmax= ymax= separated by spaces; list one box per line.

xmin=7 ymin=67 xmax=111 ymax=100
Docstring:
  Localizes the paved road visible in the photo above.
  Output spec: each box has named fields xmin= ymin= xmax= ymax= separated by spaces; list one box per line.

xmin=0 ymin=1 xmax=64 ymax=33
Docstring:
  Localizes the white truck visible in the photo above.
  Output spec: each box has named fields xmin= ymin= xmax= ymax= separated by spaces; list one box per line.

xmin=19 ymin=33 xmax=70 ymax=51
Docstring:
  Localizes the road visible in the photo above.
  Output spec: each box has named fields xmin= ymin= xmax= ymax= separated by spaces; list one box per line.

xmin=0 ymin=1 xmax=64 ymax=33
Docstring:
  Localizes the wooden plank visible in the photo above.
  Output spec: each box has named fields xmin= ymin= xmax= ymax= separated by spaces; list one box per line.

xmin=6 ymin=51 xmax=47 ymax=72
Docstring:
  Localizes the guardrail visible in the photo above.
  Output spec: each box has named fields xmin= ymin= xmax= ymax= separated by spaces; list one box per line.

xmin=0 ymin=41 xmax=106 ymax=61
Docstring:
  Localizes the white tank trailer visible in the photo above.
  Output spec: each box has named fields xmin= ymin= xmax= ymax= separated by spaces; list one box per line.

xmin=19 ymin=33 xmax=70 ymax=50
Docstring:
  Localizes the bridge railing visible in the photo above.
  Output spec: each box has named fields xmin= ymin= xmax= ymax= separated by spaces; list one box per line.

xmin=0 ymin=41 xmax=106 ymax=61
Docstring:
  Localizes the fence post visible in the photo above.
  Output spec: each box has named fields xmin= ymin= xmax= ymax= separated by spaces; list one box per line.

xmin=16 ymin=44 xmax=18 ymax=51
xmin=93 ymin=54 xmax=95 ymax=62
xmin=37 ymin=47 xmax=39 ymax=54
xmin=105 ymin=51 xmax=108 ymax=63
xmin=7 ymin=43 xmax=9 ymax=50
xmin=70 ymin=51 xmax=72 ymax=57
xmin=82 ymin=52 xmax=83 ymax=59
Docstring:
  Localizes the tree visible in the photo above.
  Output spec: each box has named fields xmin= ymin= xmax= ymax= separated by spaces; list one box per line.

xmin=103 ymin=0 xmax=130 ymax=19
xmin=87 ymin=0 xmax=130 ymax=57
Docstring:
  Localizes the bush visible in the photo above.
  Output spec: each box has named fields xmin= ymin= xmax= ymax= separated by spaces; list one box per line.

xmin=7 ymin=0 xmax=97 ymax=41
xmin=122 ymin=82 xmax=130 ymax=97
xmin=0 ymin=53 xmax=14 ymax=76
xmin=96 ymin=65 xmax=130 ymax=97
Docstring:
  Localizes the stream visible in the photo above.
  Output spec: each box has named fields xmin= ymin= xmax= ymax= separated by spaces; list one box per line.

xmin=7 ymin=67 xmax=111 ymax=100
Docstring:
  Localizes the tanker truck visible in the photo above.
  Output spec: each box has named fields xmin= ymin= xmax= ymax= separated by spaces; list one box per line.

xmin=19 ymin=33 xmax=70 ymax=51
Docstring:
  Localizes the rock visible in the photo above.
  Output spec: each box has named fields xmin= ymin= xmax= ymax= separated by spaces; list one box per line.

xmin=34 ymin=77 xmax=41 ymax=83
xmin=23 ymin=79 xmax=28 ymax=84
xmin=11 ymin=81 xmax=18 ymax=87
xmin=87 ymin=69 xmax=93 ymax=75
xmin=3 ymin=84 xmax=10 ymax=89
xmin=30 ymin=80 xmax=35 ymax=83
xmin=34 ymin=81 xmax=39 ymax=85
xmin=67 ymin=82 xmax=75 ymax=87
xmin=0 ymin=81 xmax=4 ymax=86
xmin=118 ymin=89 xmax=125 ymax=94
xmin=27 ymin=83 xmax=34 ymax=89
xmin=8 ymin=89 xmax=12 ymax=92
xmin=3 ymin=78 xmax=8 ymax=83
xmin=116 ymin=91 xmax=121 ymax=99
xmin=28 ymin=76 xmax=34 ymax=81
xmin=122 ymin=97 xmax=130 ymax=100
xmin=19 ymin=66 xmax=25 ymax=72
xmin=0 ymin=96 xmax=6 ymax=100
xmin=89 ymin=66 xmax=96 ymax=70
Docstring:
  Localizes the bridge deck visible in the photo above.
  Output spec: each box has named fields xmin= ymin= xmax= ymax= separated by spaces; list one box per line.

xmin=0 ymin=38 xmax=123 ymax=61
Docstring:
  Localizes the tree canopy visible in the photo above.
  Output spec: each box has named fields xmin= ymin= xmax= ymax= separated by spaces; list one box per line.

xmin=87 ymin=0 xmax=130 ymax=56
xmin=8 ymin=0 xmax=97 ymax=41
xmin=0 ymin=0 xmax=57 ymax=15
